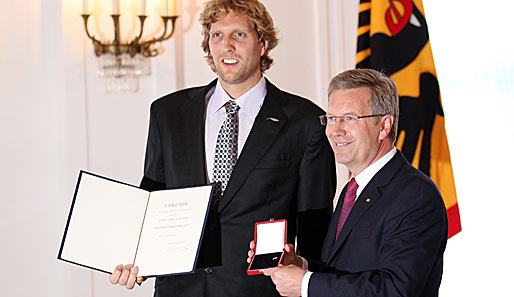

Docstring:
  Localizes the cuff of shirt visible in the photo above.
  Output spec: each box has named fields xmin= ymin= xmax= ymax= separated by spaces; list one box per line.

xmin=301 ymin=271 xmax=313 ymax=297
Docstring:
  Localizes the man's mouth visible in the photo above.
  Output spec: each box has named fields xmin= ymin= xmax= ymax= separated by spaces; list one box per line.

xmin=223 ymin=58 xmax=239 ymax=64
xmin=335 ymin=141 xmax=352 ymax=147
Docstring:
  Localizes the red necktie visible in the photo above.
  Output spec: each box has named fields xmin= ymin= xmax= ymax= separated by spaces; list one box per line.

xmin=336 ymin=178 xmax=358 ymax=239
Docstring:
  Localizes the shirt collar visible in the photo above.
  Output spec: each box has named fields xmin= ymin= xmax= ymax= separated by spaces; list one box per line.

xmin=206 ymin=77 xmax=267 ymax=118
xmin=354 ymin=147 xmax=397 ymax=197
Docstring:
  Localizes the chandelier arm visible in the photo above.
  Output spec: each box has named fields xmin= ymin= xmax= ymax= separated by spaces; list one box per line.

xmin=132 ymin=15 xmax=148 ymax=43
xmin=141 ymin=44 xmax=160 ymax=57
xmin=160 ymin=16 xmax=179 ymax=42
xmin=140 ymin=16 xmax=178 ymax=46
xmin=111 ymin=14 xmax=121 ymax=55
xmin=81 ymin=14 xmax=102 ymax=46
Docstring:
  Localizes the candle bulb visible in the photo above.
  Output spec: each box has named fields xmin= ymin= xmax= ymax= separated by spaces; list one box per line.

xmin=165 ymin=0 xmax=169 ymax=16
xmin=141 ymin=0 xmax=146 ymax=15
xmin=83 ymin=0 xmax=88 ymax=14
xmin=170 ymin=0 xmax=176 ymax=16
xmin=113 ymin=0 xmax=119 ymax=14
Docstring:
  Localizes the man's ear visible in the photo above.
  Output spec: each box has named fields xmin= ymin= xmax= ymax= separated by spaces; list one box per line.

xmin=379 ymin=115 xmax=393 ymax=141
xmin=260 ymin=39 xmax=269 ymax=56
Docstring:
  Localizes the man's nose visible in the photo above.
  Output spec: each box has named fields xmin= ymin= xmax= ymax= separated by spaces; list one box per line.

xmin=221 ymin=36 xmax=235 ymax=52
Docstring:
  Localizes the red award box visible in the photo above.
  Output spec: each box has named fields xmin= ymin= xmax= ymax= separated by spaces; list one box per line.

xmin=247 ymin=219 xmax=287 ymax=275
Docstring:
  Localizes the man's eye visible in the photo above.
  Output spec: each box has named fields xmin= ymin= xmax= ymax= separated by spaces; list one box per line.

xmin=212 ymin=32 xmax=221 ymax=38
xmin=235 ymin=32 xmax=245 ymax=37
xmin=328 ymin=116 xmax=337 ymax=123
xmin=345 ymin=115 xmax=358 ymax=121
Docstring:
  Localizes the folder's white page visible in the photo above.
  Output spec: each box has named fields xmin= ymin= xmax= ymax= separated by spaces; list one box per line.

xmin=59 ymin=172 xmax=148 ymax=274
xmin=135 ymin=186 xmax=213 ymax=276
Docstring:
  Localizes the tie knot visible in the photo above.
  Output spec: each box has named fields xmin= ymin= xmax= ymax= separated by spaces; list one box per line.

xmin=347 ymin=178 xmax=358 ymax=193
xmin=225 ymin=100 xmax=240 ymax=115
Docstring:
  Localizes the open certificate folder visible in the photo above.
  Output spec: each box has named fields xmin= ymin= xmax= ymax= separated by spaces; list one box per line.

xmin=58 ymin=171 xmax=215 ymax=277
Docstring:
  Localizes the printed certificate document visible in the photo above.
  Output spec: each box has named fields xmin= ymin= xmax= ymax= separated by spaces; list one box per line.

xmin=58 ymin=171 xmax=215 ymax=277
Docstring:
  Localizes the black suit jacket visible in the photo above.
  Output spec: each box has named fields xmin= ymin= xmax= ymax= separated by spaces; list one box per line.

xmin=309 ymin=151 xmax=448 ymax=297
xmin=141 ymin=79 xmax=336 ymax=297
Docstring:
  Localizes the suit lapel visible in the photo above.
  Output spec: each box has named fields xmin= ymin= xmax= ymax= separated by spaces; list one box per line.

xmin=218 ymin=80 xmax=288 ymax=212
xmin=178 ymin=80 xmax=216 ymax=185
xmin=325 ymin=151 xmax=406 ymax=264
xmin=326 ymin=185 xmax=381 ymax=263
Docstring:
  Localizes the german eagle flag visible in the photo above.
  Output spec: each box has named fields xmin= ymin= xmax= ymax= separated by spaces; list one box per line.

xmin=356 ymin=0 xmax=461 ymax=238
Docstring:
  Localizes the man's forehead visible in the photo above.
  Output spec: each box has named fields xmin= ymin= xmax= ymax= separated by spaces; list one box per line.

xmin=329 ymin=87 xmax=371 ymax=103
xmin=211 ymin=12 xmax=252 ymax=26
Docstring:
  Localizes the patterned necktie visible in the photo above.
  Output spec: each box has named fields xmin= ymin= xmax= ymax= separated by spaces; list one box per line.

xmin=336 ymin=178 xmax=358 ymax=239
xmin=213 ymin=100 xmax=240 ymax=195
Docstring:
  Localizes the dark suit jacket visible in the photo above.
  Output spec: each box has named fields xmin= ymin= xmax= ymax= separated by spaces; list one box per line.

xmin=309 ymin=151 xmax=448 ymax=297
xmin=140 ymin=79 xmax=336 ymax=297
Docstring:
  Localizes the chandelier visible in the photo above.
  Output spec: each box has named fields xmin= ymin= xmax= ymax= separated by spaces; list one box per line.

xmin=81 ymin=0 xmax=178 ymax=93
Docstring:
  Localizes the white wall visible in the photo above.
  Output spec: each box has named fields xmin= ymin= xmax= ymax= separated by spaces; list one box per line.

xmin=1 ymin=1 xmax=89 ymax=296
xmin=1 ymin=0 xmax=512 ymax=296
xmin=424 ymin=1 xmax=514 ymax=296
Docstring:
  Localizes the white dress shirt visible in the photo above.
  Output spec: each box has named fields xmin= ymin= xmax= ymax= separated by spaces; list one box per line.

xmin=204 ymin=77 xmax=267 ymax=183
xmin=301 ymin=147 xmax=397 ymax=296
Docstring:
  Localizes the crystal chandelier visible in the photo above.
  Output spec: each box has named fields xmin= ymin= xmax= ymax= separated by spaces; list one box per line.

xmin=81 ymin=1 xmax=178 ymax=93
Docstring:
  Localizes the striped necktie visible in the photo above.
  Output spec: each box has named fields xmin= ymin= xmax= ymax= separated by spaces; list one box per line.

xmin=336 ymin=178 xmax=358 ymax=239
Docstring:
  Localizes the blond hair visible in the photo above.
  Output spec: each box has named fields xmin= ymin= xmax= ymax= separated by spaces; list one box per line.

xmin=199 ymin=0 xmax=278 ymax=73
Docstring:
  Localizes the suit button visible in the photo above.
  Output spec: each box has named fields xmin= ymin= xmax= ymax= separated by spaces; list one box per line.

xmin=204 ymin=267 xmax=213 ymax=273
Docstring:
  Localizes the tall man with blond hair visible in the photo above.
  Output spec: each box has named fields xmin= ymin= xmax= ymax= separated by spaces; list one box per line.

xmin=109 ymin=1 xmax=336 ymax=296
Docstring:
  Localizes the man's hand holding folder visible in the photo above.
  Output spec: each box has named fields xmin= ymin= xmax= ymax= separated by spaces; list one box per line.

xmin=109 ymin=264 xmax=144 ymax=290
